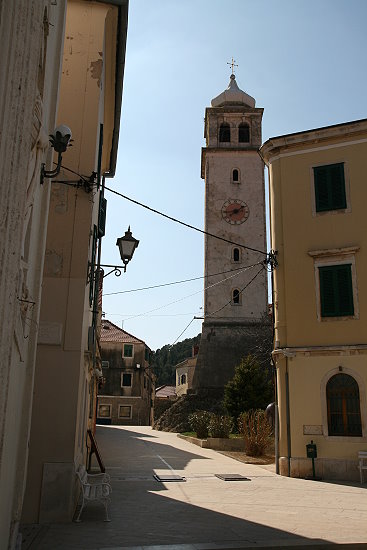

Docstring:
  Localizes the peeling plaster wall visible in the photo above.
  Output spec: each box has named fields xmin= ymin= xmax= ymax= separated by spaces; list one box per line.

xmin=0 ymin=1 xmax=66 ymax=548
xmin=22 ymin=0 xmax=122 ymax=524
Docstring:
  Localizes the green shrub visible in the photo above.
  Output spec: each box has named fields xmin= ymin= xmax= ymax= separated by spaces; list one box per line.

xmin=188 ymin=410 xmax=212 ymax=439
xmin=208 ymin=414 xmax=233 ymax=438
xmin=239 ymin=409 xmax=272 ymax=457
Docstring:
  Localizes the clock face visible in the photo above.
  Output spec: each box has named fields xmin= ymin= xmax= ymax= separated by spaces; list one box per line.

xmin=221 ymin=199 xmax=250 ymax=224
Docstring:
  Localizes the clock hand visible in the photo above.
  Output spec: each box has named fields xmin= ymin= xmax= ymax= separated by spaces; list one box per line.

xmin=230 ymin=205 xmax=244 ymax=215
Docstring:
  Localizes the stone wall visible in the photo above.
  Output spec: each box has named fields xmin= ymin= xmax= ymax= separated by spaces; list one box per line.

xmin=192 ymin=319 xmax=272 ymax=390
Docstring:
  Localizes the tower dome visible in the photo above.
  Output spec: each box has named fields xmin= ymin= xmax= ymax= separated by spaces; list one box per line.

xmin=211 ymin=74 xmax=255 ymax=108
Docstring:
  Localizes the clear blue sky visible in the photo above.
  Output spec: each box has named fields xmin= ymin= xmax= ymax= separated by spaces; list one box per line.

xmin=102 ymin=0 xmax=367 ymax=351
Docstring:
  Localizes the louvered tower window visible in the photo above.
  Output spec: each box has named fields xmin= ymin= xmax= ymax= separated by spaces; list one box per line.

xmin=238 ymin=123 xmax=250 ymax=143
xmin=219 ymin=123 xmax=230 ymax=142
xmin=313 ymin=163 xmax=346 ymax=212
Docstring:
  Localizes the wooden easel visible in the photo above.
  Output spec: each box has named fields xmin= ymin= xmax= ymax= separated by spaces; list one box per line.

xmin=87 ymin=429 xmax=105 ymax=472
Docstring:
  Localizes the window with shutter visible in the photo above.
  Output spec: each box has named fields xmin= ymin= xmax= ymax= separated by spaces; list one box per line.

xmin=326 ymin=374 xmax=362 ymax=436
xmin=319 ymin=264 xmax=354 ymax=317
xmin=123 ymin=344 xmax=133 ymax=358
xmin=121 ymin=373 xmax=132 ymax=387
xmin=314 ymin=163 xmax=346 ymax=212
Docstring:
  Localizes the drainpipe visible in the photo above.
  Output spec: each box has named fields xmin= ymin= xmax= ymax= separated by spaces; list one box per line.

xmin=270 ymin=260 xmax=279 ymax=475
xmin=285 ymin=357 xmax=291 ymax=477
xmin=272 ymin=356 xmax=279 ymax=475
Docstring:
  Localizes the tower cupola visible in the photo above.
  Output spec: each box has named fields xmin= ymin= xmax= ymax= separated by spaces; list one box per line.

xmin=211 ymin=74 xmax=256 ymax=108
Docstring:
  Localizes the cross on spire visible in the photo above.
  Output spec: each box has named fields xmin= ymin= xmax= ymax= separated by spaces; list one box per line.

xmin=227 ymin=57 xmax=238 ymax=75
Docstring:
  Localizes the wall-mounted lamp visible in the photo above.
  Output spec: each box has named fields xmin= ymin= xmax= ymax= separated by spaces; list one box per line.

xmin=40 ymin=124 xmax=72 ymax=184
xmin=99 ymin=226 xmax=139 ymax=278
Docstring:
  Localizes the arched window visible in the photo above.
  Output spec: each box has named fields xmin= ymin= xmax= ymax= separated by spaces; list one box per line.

xmin=180 ymin=374 xmax=187 ymax=385
xmin=233 ymin=248 xmax=240 ymax=262
xmin=326 ymin=374 xmax=362 ymax=436
xmin=232 ymin=288 xmax=240 ymax=304
xmin=232 ymin=169 xmax=239 ymax=182
xmin=238 ymin=123 xmax=250 ymax=143
xmin=219 ymin=123 xmax=230 ymax=143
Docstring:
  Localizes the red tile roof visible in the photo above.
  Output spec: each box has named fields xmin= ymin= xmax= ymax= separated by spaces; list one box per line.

xmin=100 ymin=319 xmax=147 ymax=346
xmin=155 ymin=385 xmax=177 ymax=398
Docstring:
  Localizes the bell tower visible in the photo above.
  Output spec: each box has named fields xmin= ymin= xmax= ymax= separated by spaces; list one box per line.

xmin=193 ymin=71 xmax=270 ymax=391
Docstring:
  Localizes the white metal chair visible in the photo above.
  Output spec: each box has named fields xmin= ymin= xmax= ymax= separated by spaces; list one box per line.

xmin=75 ymin=464 xmax=112 ymax=522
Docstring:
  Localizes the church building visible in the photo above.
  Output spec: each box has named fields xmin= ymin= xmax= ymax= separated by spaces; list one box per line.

xmin=192 ymin=71 xmax=270 ymax=391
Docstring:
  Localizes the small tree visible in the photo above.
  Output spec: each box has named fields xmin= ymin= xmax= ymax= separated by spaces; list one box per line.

xmin=223 ymin=355 xmax=273 ymax=421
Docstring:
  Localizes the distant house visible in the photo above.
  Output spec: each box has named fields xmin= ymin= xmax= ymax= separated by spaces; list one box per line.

xmin=154 ymin=385 xmax=177 ymax=422
xmin=97 ymin=320 xmax=154 ymax=426
xmin=175 ymin=346 xmax=199 ymax=396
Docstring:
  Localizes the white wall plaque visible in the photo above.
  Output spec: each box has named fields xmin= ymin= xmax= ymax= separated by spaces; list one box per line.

xmin=38 ymin=322 xmax=62 ymax=345
xmin=303 ymin=425 xmax=323 ymax=435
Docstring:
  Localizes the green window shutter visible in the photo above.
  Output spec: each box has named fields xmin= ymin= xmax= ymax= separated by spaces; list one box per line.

xmin=319 ymin=264 xmax=354 ymax=317
xmin=314 ymin=166 xmax=330 ymax=211
xmin=330 ymin=163 xmax=346 ymax=209
xmin=98 ymin=196 xmax=107 ymax=238
xmin=314 ymin=163 xmax=346 ymax=212
xmin=336 ymin=265 xmax=354 ymax=315
xmin=123 ymin=344 xmax=133 ymax=358
xmin=319 ymin=266 xmax=336 ymax=316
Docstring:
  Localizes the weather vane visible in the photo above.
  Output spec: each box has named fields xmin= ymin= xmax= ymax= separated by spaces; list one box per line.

xmin=227 ymin=57 xmax=238 ymax=75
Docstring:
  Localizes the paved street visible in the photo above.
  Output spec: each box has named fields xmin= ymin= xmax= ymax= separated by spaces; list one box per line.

xmin=32 ymin=426 xmax=367 ymax=550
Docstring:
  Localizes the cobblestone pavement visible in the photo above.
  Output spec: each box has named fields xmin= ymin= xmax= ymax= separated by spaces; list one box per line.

xmin=30 ymin=426 xmax=367 ymax=550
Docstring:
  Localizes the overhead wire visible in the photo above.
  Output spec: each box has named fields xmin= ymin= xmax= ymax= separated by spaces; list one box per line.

xmin=103 ymin=265 xmax=259 ymax=296
xmin=104 ymin=185 xmax=267 ymax=256
xmin=170 ymin=318 xmax=196 ymax=347
xmin=107 ymin=262 xmax=263 ymax=322
xmin=55 ymin=163 xmax=271 ymax=259
xmin=169 ymin=264 xmax=266 ymax=345
xmin=205 ymin=265 xmax=265 ymax=318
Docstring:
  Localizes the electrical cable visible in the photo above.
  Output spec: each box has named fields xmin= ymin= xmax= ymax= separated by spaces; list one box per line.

xmin=105 ymin=262 xmax=262 ymax=322
xmin=104 ymin=185 xmax=267 ymax=256
xmin=55 ymin=163 xmax=271 ymax=260
xmin=170 ymin=318 xmax=196 ymax=347
xmin=205 ymin=265 xmax=265 ymax=318
xmin=169 ymin=265 xmax=266 ymax=346
xmin=102 ymin=265 xmax=258 ymax=296
xmin=59 ymin=162 xmax=90 ymax=182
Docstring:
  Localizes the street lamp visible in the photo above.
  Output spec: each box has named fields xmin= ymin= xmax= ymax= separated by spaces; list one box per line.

xmin=40 ymin=124 xmax=73 ymax=184
xmin=100 ymin=226 xmax=139 ymax=277
xmin=116 ymin=226 xmax=139 ymax=272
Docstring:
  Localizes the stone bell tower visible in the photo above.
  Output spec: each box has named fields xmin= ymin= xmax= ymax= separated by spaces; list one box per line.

xmin=192 ymin=71 xmax=270 ymax=391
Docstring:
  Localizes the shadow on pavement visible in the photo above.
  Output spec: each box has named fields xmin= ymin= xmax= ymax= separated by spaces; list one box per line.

xmin=32 ymin=426 xmax=365 ymax=550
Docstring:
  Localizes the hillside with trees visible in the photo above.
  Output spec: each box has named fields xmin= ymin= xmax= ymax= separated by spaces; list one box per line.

xmin=151 ymin=334 xmax=201 ymax=386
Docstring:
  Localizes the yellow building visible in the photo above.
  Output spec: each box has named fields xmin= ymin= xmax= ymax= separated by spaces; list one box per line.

xmin=175 ymin=351 xmax=198 ymax=397
xmin=22 ymin=0 xmax=129 ymax=524
xmin=260 ymin=118 xmax=367 ymax=480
